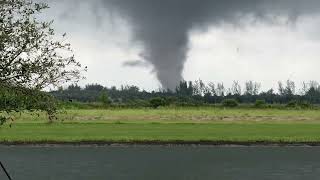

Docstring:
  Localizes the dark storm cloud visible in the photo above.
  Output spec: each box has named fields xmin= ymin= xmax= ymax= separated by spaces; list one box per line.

xmin=123 ymin=60 xmax=149 ymax=68
xmin=52 ymin=0 xmax=320 ymax=89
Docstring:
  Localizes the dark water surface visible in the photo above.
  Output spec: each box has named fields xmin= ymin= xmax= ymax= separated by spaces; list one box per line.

xmin=0 ymin=145 xmax=320 ymax=180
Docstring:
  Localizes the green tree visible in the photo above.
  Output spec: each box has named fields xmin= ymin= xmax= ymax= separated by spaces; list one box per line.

xmin=216 ymin=83 xmax=225 ymax=97
xmin=245 ymin=81 xmax=261 ymax=95
xmin=149 ymin=97 xmax=166 ymax=109
xmin=222 ymin=99 xmax=239 ymax=108
xmin=255 ymin=100 xmax=266 ymax=108
xmin=0 ymin=0 xmax=85 ymax=123
xmin=0 ymin=0 xmax=85 ymax=88
xmin=231 ymin=81 xmax=241 ymax=95
xmin=99 ymin=90 xmax=111 ymax=106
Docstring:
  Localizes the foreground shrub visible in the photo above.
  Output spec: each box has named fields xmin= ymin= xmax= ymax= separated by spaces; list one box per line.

xmin=255 ymin=100 xmax=267 ymax=108
xmin=298 ymin=101 xmax=313 ymax=109
xmin=286 ymin=100 xmax=297 ymax=108
xmin=285 ymin=100 xmax=314 ymax=109
xmin=222 ymin=99 xmax=239 ymax=108
xmin=149 ymin=97 xmax=166 ymax=109
xmin=0 ymin=84 xmax=57 ymax=124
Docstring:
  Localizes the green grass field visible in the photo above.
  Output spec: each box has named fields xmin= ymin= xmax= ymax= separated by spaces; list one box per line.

xmin=1 ymin=107 xmax=320 ymax=144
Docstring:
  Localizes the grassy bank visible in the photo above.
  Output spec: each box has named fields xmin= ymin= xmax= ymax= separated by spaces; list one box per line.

xmin=1 ymin=123 xmax=320 ymax=144
xmin=1 ymin=108 xmax=320 ymax=144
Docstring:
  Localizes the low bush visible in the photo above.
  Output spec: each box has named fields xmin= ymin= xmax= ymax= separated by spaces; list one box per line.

xmin=255 ymin=100 xmax=267 ymax=108
xmin=298 ymin=101 xmax=313 ymax=109
xmin=222 ymin=99 xmax=239 ymax=107
xmin=149 ymin=97 xmax=166 ymax=109
xmin=286 ymin=100 xmax=297 ymax=108
xmin=0 ymin=84 xmax=57 ymax=124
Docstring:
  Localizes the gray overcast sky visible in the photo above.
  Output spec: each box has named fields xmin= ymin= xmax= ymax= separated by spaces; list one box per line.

xmin=43 ymin=0 xmax=320 ymax=91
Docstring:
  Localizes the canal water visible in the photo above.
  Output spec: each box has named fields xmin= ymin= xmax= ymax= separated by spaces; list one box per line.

xmin=0 ymin=146 xmax=320 ymax=180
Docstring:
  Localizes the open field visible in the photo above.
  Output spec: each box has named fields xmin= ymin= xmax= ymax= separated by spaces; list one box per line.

xmin=1 ymin=107 xmax=320 ymax=144
xmin=13 ymin=107 xmax=320 ymax=124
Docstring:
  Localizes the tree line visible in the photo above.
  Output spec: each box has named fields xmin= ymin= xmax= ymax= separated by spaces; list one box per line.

xmin=50 ymin=79 xmax=320 ymax=107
